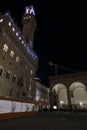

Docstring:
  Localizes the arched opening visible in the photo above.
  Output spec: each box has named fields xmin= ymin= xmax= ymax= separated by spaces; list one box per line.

xmin=70 ymin=82 xmax=87 ymax=110
xmin=52 ymin=84 xmax=68 ymax=110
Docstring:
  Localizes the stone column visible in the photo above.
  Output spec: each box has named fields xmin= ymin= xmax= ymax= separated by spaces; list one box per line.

xmin=49 ymin=88 xmax=53 ymax=111
xmin=84 ymin=81 xmax=87 ymax=91
xmin=66 ymin=83 xmax=72 ymax=111
xmin=49 ymin=83 xmax=55 ymax=111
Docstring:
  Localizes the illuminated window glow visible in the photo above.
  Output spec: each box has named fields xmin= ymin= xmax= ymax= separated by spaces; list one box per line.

xmin=53 ymin=106 xmax=57 ymax=109
xmin=29 ymin=16 xmax=31 ymax=18
xmin=1 ymin=11 xmax=38 ymax=62
xmin=12 ymin=27 xmax=15 ymax=32
xmin=22 ymin=40 xmax=24 ymax=44
xmin=0 ymin=19 xmax=3 ymax=22
xmin=60 ymin=101 xmax=64 ymax=104
xmin=79 ymin=101 xmax=83 ymax=107
xmin=8 ymin=22 xmax=11 ymax=26
xmin=10 ymin=50 xmax=14 ymax=58
xmin=19 ymin=36 xmax=21 ymax=40
xmin=30 ymin=70 xmax=33 ymax=75
xmin=29 ymin=84 xmax=32 ymax=90
xmin=16 ymin=32 xmax=18 ymax=36
xmin=3 ymin=44 xmax=8 ymax=52
xmin=16 ymin=56 xmax=19 ymax=62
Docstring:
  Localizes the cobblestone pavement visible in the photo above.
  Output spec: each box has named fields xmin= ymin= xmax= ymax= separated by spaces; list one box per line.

xmin=0 ymin=111 xmax=87 ymax=130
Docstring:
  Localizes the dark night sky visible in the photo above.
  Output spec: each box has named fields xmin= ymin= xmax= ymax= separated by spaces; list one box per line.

xmin=0 ymin=0 xmax=87 ymax=86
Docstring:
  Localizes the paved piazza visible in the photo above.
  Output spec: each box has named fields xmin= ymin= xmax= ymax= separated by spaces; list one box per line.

xmin=0 ymin=111 xmax=87 ymax=130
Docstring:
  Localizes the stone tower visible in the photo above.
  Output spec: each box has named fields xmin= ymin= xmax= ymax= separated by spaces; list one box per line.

xmin=22 ymin=5 xmax=36 ymax=49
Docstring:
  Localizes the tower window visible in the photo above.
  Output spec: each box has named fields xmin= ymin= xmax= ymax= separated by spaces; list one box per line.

xmin=29 ymin=16 xmax=31 ymax=18
xmin=3 ymin=44 xmax=8 ymax=52
xmin=29 ymin=84 xmax=32 ymax=90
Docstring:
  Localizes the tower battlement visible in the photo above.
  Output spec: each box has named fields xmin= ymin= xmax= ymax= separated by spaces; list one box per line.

xmin=22 ymin=5 xmax=36 ymax=49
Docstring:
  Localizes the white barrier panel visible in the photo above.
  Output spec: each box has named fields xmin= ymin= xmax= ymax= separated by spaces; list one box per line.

xmin=0 ymin=99 xmax=38 ymax=113
xmin=22 ymin=103 xmax=27 ymax=112
xmin=11 ymin=101 xmax=22 ymax=112
xmin=0 ymin=100 xmax=12 ymax=113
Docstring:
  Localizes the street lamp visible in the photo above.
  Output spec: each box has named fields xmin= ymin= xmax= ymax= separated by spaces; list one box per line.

xmin=48 ymin=61 xmax=76 ymax=76
xmin=48 ymin=61 xmax=58 ymax=76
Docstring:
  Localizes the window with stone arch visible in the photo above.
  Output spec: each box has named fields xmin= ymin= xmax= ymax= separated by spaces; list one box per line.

xmin=10 ymin=50 xmax=14 ymax=58
xmin=0 ymin=66 xmax=3 ymax=76
xmin=6 ymin=71 xmax=11 ymax=80
xmin=3 ymin=44 xmax=8 ymax=52
xmin=12 ymin=74 xmax=17 ymax=83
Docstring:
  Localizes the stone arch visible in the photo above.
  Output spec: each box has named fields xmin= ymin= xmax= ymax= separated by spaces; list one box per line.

xmin=52 ymin=83 xmax=68 ymax=109
xmin=69 ymin=81 xmax=87 ymax=109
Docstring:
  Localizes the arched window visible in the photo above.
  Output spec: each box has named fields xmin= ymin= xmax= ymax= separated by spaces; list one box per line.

xmin=0 ymin=66 xmax=3 ymax=76
xmin=10 ymin=50 xmax=14 ymax=58
xmin=16 ymin=56 xmax=19 ymax=62
xmin=6 ymin=71 xmax=11 ymax=80
xmin=3 ymin=44 xmax=8 ymax=52
xmin=12 ymin=74 xmax=17 ymax=82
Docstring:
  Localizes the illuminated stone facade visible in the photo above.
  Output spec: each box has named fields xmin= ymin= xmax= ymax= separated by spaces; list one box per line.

xmin=34 ymin=78 xmax=50 ymax=110
xmin=0 ymin=6 xmax=38 ymax=100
